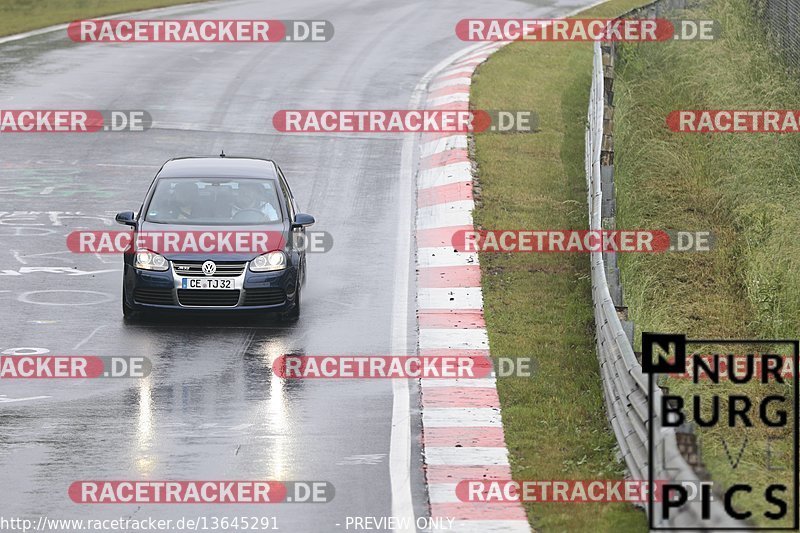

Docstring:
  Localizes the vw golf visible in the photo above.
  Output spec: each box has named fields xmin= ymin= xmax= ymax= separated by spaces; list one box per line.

xmin=116 ymin=156 xmax=314 ymax=320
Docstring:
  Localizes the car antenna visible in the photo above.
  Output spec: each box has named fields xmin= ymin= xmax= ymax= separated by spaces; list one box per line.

xmin=219 ymin=149 xmax=226 ymax=158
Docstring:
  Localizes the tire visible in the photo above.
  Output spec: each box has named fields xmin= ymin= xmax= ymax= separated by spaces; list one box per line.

xmin=280 ymin=283 xmax=301 ymax=321
xmin=122 ymin=287 xmax=139 ymax=321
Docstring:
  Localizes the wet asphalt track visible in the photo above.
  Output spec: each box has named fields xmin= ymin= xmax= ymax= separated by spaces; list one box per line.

xmin=0 ymin=0 xmax=595 ymax=531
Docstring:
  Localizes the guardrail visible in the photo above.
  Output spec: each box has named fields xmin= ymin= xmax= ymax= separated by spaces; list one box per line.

xmin=586 ymin=32 xmax=747 ymax=529
xmin=752 ymin=0 xmax=800 ymax=71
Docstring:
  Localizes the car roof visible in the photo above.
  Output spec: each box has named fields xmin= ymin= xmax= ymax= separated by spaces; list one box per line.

xmin=156 ymin=157 xmax=280 ymax=179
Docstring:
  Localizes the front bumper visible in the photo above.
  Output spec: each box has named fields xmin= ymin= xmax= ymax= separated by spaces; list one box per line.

xmin=123 ymin=260 xmax=298 ymax=312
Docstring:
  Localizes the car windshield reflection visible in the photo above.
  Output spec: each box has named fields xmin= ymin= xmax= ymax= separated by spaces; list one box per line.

xmin=145 ymin=177 xmax=283 ymax=225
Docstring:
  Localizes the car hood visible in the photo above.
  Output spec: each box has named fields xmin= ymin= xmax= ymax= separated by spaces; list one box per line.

xmin=137 ymin=221 xmax=289 ymax=262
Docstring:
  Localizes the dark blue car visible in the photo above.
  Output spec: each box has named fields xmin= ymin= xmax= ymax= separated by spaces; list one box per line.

xmin=116 ymin=156 xmax=314 ymax=320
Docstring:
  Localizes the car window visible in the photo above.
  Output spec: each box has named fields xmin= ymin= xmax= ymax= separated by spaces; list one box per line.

xmin=145 ymin=177 xmax=284 ymax=225
xmin=276 ymin=167 xmax=297 ymax=219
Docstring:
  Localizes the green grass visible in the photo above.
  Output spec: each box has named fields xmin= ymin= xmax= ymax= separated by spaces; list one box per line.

xmin=614 ymin=0 xmax=797 ymax=526
xmin=470 ymin=1 xmax=655 ymax=531
xmin=0 ymin=0 xmax=205 ymax=37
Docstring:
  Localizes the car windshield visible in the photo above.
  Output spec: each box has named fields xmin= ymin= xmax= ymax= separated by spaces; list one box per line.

xmin=145 ymin=177 xmax=283 ymax=225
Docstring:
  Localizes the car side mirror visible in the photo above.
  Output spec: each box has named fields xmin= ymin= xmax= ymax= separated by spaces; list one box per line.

xmin=292 ymin=213 xmax=315 ymax=228
xmin=115 ymin=211 xmax=136 ymax=226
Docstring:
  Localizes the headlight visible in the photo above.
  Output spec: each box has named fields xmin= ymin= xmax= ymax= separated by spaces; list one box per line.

xmin=250 ymin=251 xmax=287 ymax=272
xmin=135 ymin=249 xmax=168 ymax=271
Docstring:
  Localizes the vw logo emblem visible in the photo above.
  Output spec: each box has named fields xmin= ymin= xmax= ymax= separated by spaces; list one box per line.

xmin=201 ymin=261 xmax=217 ymax=276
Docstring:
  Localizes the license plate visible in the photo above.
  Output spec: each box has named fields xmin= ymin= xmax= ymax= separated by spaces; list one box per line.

xmin=182 ymin=278 xmax=233 ymax=290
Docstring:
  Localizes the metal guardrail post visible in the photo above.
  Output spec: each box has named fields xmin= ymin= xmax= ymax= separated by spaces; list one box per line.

xmin=600 ymin=166 xmax=615 ymax=219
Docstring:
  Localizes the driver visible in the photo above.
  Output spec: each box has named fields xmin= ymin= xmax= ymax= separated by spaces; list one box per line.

xmin=232 ymin=181 xmax=279 ymax=221
xmin=171 ymin=181 xmax=198 ymax=221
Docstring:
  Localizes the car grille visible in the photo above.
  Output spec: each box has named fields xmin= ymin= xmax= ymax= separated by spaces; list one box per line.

xmin=177 ymin=289 xmax=240 ymax=307
xmin=172 ymin=261 xmax=246 ymax=277
xmin=243 ymin=288 xmax=286 ymax=306
xmin=133 ymin=288 xmax=174 ymax=305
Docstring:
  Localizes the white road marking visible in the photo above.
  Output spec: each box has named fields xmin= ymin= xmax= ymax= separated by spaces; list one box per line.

xmin=427 ymin=483 xmax=459 ymax=503
xmin=391 ymin=45 xmax=423 ymax=533
xmin=0 ymin=0 xmax=241 ymax=45
xmin=2 ymin=347 xmax=50 ymax=355
xmin=93 ymin=252 xmax=119 ymax=264
xmin=453 ymin=52 xmax=492 ymax=64
xmin=427 ymin=93 xmax=470 ymax=108
xmin=419 ymin=135 xmax=468 ymax=158
xmin=418 ymin=247 xmax=478 ymax=268
xmin=425 ymin=446 xmax=509 ymax=466
xmin=0 ymin=395 xmax=51 ymax=404
xmin=0 ymin=24 xmax=71 ymax=45
xmin=17 ymin=290 xmax=115 ymax=306
xmin=10 ymin=250 xmax=75 ymax=265
xmin=422 ymin=408 xmax=502 ymax=427
xmin=416 ymin=201 xmax=475 ymax=230
xmin=418 ymin=287 xmax=485 ymax=310
xmin=430 ymin=68 xmax=477 ymax=81
xmin=419 ymin=329 xmax=489 ymax=350
xmin=420 ymin=377 xmax=496 ymax=389
xmin=418 ymin=162 xmax=473 ymax=189
xmin=428 ymin=77 xmax=473 ymax=91
xmin=1 ymin=267 xmax=119 ymax=276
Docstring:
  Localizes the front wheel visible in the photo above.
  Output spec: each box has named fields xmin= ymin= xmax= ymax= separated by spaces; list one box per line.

xmin=280 ymin=283 xmax=301 ymax=321
xmin=122 ymin=287 xmax=139 ymax=321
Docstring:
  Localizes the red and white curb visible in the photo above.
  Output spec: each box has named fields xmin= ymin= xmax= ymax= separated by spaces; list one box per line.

xmin=415 ymin=41 xmax=530 ymax=533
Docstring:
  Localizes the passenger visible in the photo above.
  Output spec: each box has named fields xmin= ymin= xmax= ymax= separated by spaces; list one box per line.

xmin=232 ymin=181 xmax=279 ymax=221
